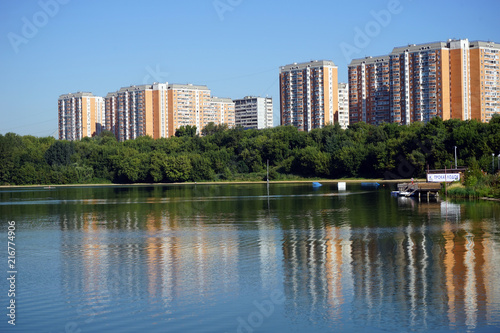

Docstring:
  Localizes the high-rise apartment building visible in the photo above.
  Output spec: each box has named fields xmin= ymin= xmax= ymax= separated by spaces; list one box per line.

xmin=58 ymin=92 xmax=104 ymax=140
xmin=105 ymin=83 xmax=168 ymax=141
xmin=348 ymin=39 xmax=499 ymax=125
xmin=469 ymin=41 xmax=500 ymax=122
xmin=167 ymin=84 xmax=235 ymax=135
xmin=104 ymin=92 xmax=118 ymax=138
xmin=234 ymin=96 xmax=273 ymax=129
xmin=167 ymin=84 xmax=210 ymax=135
xmin=209 ymin=97 xmax=236 ymax=128
xmin=102 ymin=83 xmax=235 ymax=140
xmin=337 ymin=83 xmax=349 ymax=129
xmin=280 ymin=60 xmax=339 ymax=131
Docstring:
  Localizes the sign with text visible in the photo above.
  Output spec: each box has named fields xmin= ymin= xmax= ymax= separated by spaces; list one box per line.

xmin=427 ymin=173 xmax=461 ymax=182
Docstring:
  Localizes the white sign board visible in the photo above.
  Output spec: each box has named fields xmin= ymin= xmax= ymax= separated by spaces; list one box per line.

xmin=338 ymin=182 xmax=346 ymax=191
xmin=427 ymin=173 xmax=460 ymax=182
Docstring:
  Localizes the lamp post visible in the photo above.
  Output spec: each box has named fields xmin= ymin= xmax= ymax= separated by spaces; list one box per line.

xmin=454 ymin=146 xmax=457 ymax=170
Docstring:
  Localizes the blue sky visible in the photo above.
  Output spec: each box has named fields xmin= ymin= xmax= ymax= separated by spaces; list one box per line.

xmin=1 ymin=0 xmax=499 ymax=136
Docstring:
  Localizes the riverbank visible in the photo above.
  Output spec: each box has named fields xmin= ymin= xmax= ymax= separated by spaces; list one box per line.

xmin=443 ymin=177 xmax=500 ymax=200
xmin=0 ymin=178 xmax=424 ymax=189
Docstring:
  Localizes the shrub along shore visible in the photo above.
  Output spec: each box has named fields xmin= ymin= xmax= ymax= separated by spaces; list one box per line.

xmin=1 ymin=117 xmax=499 ymax=187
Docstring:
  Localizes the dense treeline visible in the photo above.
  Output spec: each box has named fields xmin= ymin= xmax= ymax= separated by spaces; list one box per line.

xmin=1 ymin=116 xmax=500 ymax=185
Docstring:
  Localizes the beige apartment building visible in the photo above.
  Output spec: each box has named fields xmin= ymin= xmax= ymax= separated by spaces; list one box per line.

xmin=167 ymin=84 xmax=235 ymax=135
xmin=58 ymin=92 xmax=104 ymax=140
xmin=104 ymin=83 xmax=168 ymax=141
xmin=99 ymin=83 xmax=235 ymax=141
xmin=209 ymin=97 xmax=236 ymax=129
xmin=469 ymin=41 xmax=500 ymax=122
xmin=348 ymin=39 xmax=499 ymax=125
xmin=280 ymin=60 xmax=339 ymax=131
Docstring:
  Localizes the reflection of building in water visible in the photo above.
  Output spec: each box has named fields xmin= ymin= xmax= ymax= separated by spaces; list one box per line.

xmin=142 ymin=213 xmax=241 ymax=303
xmin=280 ymin=204 xmax=500 ymax=330
xmin=325 ymin=225 xmax=353 ymax=319
xmin=440 ymin=202 xmax=462 ymax=223
xmin=399 ymin=199 xmax=463 ymax=223
xmin=442 ymin=220 xmax=492 ymax=330
xmin=60 ymin=209 xmax=240 ymax=310
xmin=257 ymin=217 xmax=283 ymax=291
xmin=282 ymin=216 xmax=330 ymax=315
xmin=281 ymin=215 xmax=354 ymax=319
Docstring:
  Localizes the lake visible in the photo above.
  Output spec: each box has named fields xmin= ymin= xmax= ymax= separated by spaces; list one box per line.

xmin=1 ymin=183 xmax=499 ymax=332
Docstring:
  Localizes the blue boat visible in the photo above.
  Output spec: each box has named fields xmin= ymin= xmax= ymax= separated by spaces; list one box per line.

xmin=312 ymin=182 xmax=322 ymax=187
xmin=361 ymin=182 xmax=380 ymax=188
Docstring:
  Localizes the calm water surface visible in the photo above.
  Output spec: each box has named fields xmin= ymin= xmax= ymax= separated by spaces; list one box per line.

xmin=1 ymin=183 xmax=500 ymax=332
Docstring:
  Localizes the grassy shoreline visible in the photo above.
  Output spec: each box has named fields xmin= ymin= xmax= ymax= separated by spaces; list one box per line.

xmin=0 ymin=178 xmax=423 ymax=189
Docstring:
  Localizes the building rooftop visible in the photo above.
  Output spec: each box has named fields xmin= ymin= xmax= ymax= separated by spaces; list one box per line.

xmin=59 ymin=92 xmax=96 ymax=99
xmin=280 ymin=60 xmax=336 ymax=72
xmin=233 ymin=96 xmax=273 ymax=101
xmin=211 ymin=97 xmax=234 ymax=103
xmin=348 ymin=55 xmax=389 ymax=67
xmin=116 ymin=84 xmax=155 ymax=93
xmin=168 ymin=83 xmax=210 ymax=91
xmin=391 ymin=41 xmax=448 ymax=54
xmin=469 ymin=40 xmax=500 ymax=49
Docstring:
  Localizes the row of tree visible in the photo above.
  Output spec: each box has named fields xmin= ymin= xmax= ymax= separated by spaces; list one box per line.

xmin=1 ymin=116 xmax=499 ymax=185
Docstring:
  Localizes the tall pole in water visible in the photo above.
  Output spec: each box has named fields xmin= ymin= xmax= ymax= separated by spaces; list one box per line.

xmin=445 ymin=165 xmax=447 ymax=197
xmin=454 ymin=146 xmax=457 ymax=170
xmin=493 ymin=153 xmax=495 ymax=174
xmin=266 ymin=159 xmax=270 ymax=209
xmin=267 ymin=160 xmax=269 ymax=183
xmin=266 ymin=160 xmax=269 ymax=188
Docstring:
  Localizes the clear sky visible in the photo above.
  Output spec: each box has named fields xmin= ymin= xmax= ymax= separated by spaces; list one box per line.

xmin=1 ymin=0 xmax=499 ymax=137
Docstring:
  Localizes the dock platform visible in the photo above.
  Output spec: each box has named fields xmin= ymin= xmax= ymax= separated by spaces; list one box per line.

xmin=397 ymin=182 xmax=441 ymax=198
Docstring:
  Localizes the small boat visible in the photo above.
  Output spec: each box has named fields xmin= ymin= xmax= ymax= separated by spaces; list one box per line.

xmin=312 ymin=182 xmax=322 ymax=188
xmin=43 ymin=186 xmax=56 ymax=190
xmin=361 ymin=182 xmax=380 ymax=188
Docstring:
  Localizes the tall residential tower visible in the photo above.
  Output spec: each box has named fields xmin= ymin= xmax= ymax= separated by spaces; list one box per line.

xmin=337 ymin=83 xmax=349 ymax=129
xmin=348 ymin=39 xmax=499 ymax=125
xmin=234 ymin=96 xmax=273 ymax=129
xmin=105 ymin=83 xmax=169 ymax=141
xmin=280 ymin=60 xmax=339 ymax=131
xmin=58 ymin=92 xmax=104 ymax=141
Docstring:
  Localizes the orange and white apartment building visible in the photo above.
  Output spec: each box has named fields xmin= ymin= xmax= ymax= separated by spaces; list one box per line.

xmin=167 ymin=84 xmax=235 ymax=136
xmin=280 ymin=60 xmax=339 ymax=131
xmin=348 ymin=39 xmax=500 ymax=125
xmin=104 ymin=83 xmax=169 ymax=141
xmin=208 ymin=97 xmax=236 ymax=128
xmin=61 ymin=83 xmax=235 ymax=141
xmin=58 ymin=92 xmax=105 ymax=140
xmin=101 ymin=83 xmax=235 ymax=141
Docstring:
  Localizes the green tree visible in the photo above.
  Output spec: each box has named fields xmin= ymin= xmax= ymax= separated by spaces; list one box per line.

xmin=44 ymin=141 xmax=75 ymax=166
xmin=163 ymin=155 xmax=192 ymax=182
xmin=175 ymin=125 xmax=197 ymax=137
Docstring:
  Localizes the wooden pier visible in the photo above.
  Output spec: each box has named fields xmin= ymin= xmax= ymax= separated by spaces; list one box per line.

xmin=397 ymin=182 xmax=441 ymax=199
